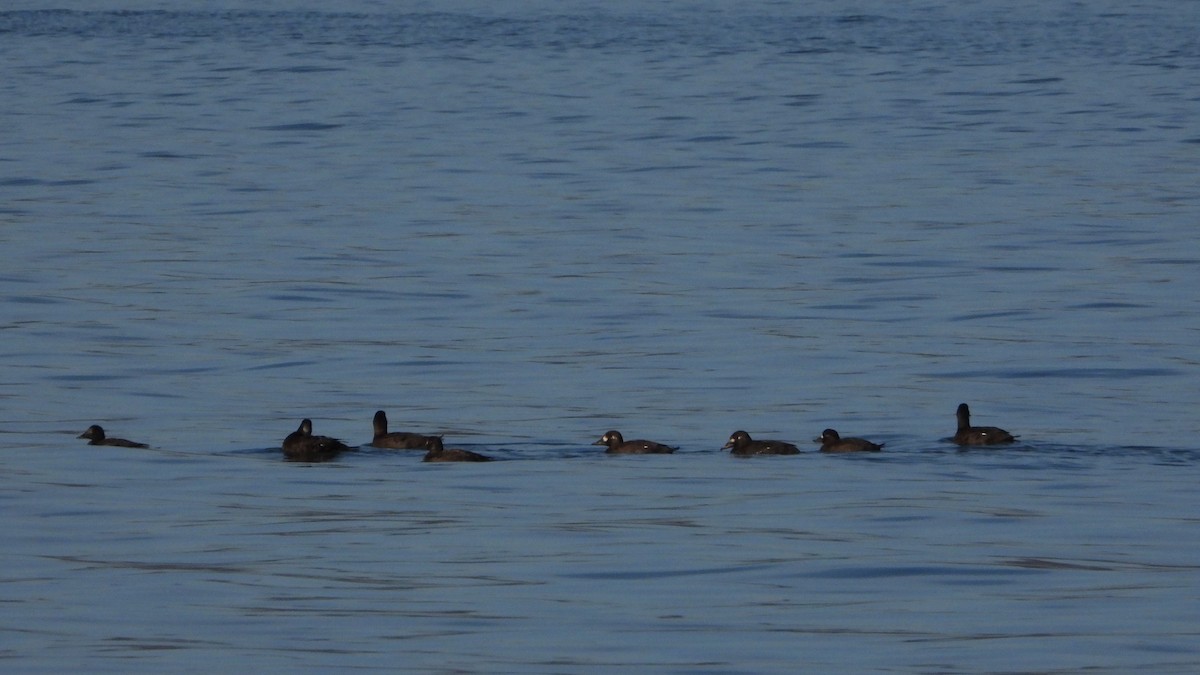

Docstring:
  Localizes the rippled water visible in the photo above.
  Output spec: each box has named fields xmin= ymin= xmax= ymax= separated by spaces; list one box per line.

xmin=3 ymin=3 xmax=1199 ymax=672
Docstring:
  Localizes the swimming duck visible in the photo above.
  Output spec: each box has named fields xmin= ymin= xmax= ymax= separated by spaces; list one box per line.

xmin=953 ymin=403 xmax=1016 ymax=446
xmin=813 ymin=428 xmax=883 ymax=452
xmin=369 ymin=410 xmax=435 ymax=449
xmin=422 ymin=436 xmax=492 ymax=463
xmin=723 ymin=430 xmax=800 ymax=456
xmin=593 ymin=430 xmax=677 ymax=454
xmin=77 ymin=425 xmax=148 ymax=448
xmin=282 ymin=418 xmax=351 ymax=462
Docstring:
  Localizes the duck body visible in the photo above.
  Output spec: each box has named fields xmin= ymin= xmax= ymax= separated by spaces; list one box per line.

xmin=78 ymin=425 xmax=148 ymax=448
xmin=723 ymin=430 xmax=800 ymax=456
xmin=814 ymin=428 xmax=883 ymax=453
xmin=283 ymin=418 xmax=352 ymax=462
xmin=369 ymin=410 xmax=434 ymax=449
xmin=953 ymin=403 xmax=1016 ymax=446
xmin=593 ymin=430 xmax=676 ymax=454
xmin=422 ymin=437 xmax=492 ymax=463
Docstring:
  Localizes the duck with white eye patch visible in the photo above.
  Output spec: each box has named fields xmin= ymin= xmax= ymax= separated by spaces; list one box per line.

xmin=593 ymin=430 xmax=677 ymax=454
xmin=722 ymin=430 xmax=800 ymax=456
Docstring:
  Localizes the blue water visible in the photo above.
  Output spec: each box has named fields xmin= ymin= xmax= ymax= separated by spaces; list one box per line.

xmin=3 ymin=3 xmax=1199 ymax=672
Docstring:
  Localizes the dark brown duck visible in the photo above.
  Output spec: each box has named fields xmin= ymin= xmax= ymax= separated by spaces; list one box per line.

xmin=369 ymin=410 xmax=435 ymax=449
xmin=814 ymin=428 xmax=883 ymax=453
xmin=953 ymin=403 xmax=1016 ymax=446
xmin=78 ymin=425 xmax=148 ymax=448
xmin=282 ymin=418 xmax=352 ymax=462
xmin=593 ymin=430 xmax=676 ymax=454
xmin=422 ymin=436 xmax=492 ymax=463
xmin=723 ymin=430 xmax=800 ymax=456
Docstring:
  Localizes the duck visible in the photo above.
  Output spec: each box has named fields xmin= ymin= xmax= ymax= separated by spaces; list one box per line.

xmin=422 ymin=436 xmax=492 ymax=463
xmin=77 ymin=424 xmax=148 ymax=448
xmin=593 ymin=430 xmax=677 ymax=454
xmin=953 ymin=403 xmax=1016 ymax=446
xmin=282 ymin=418 xmax=352 ymax=462
xmin=369 ymin=410 xmax=435 ymax=449
xmin=723 ymin=430 xmax=800 ymax=456
xmin=813 ymin=428 xmax=883 ymax=453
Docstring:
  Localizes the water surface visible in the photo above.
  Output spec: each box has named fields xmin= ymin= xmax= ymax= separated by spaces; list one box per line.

xmin=2 ymin=3 xmax=1199 ymax=672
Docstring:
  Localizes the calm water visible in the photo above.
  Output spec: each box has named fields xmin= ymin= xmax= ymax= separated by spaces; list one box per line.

xmin=3 ymin=2 xmax=1199 ymax=672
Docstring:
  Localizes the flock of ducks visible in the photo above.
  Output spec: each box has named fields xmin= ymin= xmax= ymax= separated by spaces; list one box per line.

xmin=77 ymin=403 xmax=1017 ymax=462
